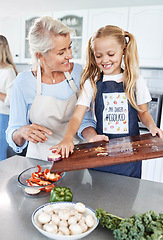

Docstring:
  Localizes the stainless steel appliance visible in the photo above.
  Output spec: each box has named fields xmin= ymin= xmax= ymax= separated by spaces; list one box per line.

xmin=139 ymin=93 xmax=163 ymax=129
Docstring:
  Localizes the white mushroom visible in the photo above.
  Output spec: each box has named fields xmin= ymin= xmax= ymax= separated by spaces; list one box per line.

xmin=59 ymin=226 xmax=70 ymax=235
xmin=85 ymin=215 xmax=95 ymax=228
xmin=38 ymin=212 xmax=51 ymax=224
xmin=62 ymin=207 xmax=70 ymax=212
xmin=43 ymin=205 xmax=53 ymax=214
xmin=74 ymin=202 xmax=86 ymax=213
xmin=52 ymin=207 xmax=59 ymax=215
xmin=78 ymin=217 xmax=86 ymax=225
xmin=51 ymin=214 xmax=60 ymax=225
xmin=58 ymin=220 xmax=68 ymax=228
xmin=34 ymin=210 xmax=43 ymax=229
xmin=69 ymin=223 xmax=83 ymax=235
xmin=43 ymin=221 xmax=58 ymax=233
xmin=79 ymin=222 xmax=88 ymax=233
xmin=58 ymin=209 xmax=70 ymax=220
xmin=68 ymin=216 xmax=77 ymax=225
xmin=75 ymin=213 xmax=83 ymax=222
xmin=69 ymin=209 xmax=78 ymax=216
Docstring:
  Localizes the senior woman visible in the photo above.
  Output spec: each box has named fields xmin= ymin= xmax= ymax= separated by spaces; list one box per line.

xmin=6 ymin=16 xmax=107 ymax=161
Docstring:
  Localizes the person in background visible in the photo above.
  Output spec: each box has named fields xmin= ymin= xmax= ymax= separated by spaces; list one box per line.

xmin=0 ymin=35 xmax=17 ymax=161
xmin=51 ymin=25 xmax=163 ymax=178
xmin=6 ymin=16 xmax=107 ymax=161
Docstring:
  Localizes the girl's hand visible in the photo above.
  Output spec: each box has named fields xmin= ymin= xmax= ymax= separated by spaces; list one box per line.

xmin=50 ymin=137 xmax=74 ymax=159
xmin=88 ymin=134 xmax=109 ymax=143
xmin=149 ymin=126 xmax=163 ymax=139
xmin=14 ymin=123 xmax=53 ymax=145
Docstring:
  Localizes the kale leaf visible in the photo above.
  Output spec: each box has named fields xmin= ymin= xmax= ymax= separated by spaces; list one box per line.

xmin=95 ymin=208 xmax=163 ymax=240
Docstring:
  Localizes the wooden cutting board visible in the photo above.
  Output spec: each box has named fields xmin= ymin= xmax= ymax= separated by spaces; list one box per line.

xmin=50 ymin=133 xmax=163 ymax=173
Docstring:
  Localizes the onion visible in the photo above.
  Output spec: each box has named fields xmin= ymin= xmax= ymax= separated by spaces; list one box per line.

xmin=25 ymin=187 xmax=41 ymax=195
xmin=48 ymin=153 xmax=62 ymax=162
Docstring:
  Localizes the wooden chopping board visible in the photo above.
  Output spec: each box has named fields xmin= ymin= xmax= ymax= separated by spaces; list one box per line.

xmin=50 ymin=133 xmax=163 ymax=173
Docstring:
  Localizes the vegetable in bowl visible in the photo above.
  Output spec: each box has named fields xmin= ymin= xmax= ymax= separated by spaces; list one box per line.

xmin=32 ymin=202 xmax=99 ymax=239
xmin=18 ymin=164 xmax=65 ymax=196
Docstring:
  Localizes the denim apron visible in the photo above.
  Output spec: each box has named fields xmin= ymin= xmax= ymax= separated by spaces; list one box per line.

xmin=0 ymin=113 xmax=9 ymax=161
xmin=93 ymin=74 xmax=141 ymax=178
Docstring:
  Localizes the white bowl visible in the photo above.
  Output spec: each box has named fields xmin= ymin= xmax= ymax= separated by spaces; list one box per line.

xmin=32 ymin=202 xmax=99 ymax=240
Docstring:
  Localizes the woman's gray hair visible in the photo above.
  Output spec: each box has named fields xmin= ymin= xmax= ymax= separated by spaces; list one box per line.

xmin=28 ymin=16 xmax=75 ymax=68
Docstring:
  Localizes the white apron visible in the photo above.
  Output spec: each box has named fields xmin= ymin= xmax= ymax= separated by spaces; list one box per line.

xmin=26 ymin=71 xmax=82 ymax=160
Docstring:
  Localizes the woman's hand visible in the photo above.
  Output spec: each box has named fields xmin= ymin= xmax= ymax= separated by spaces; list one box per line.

xmin=13 ymin=123 xmax=53 ymax=146
xmin=50 ymin=137 xmax=74 ymax=159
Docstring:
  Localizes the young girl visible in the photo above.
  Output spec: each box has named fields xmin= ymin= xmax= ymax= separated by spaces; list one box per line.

xmin=0 ymin=35 xmax=17 ymax=161
xmin=50 ymin=25 xmax=163 ymax=178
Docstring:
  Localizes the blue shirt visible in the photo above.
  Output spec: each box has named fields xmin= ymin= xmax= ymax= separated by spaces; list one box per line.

xmin=6 ymin=63 xmax=96 ymax=153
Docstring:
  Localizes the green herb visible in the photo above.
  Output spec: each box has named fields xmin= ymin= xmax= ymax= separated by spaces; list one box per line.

xmin=95 ymin=208 xmax=163 ymax=240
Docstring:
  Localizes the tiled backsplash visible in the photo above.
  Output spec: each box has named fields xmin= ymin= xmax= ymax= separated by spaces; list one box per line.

xmin=16 ymin=64 xmax=163 ymax=94
xmin=140 ymin=68 xmax=163 ymax=94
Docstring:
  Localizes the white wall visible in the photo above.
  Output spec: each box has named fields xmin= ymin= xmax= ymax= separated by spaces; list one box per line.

xmin=1 ymin=0 xmax=163 ymax=17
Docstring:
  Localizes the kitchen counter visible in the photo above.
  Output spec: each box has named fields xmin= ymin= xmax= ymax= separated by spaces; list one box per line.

xmin=0 ymin=155 xmax=163 ymax=240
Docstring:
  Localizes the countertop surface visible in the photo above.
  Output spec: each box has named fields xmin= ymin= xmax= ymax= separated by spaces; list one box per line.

xmin=1 ymin=155 xmax=163 ymax=240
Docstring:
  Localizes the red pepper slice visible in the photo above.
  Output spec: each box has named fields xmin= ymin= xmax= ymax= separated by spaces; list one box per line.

xmin=35 ymin=165 xmax=42 ymax=173
xmin=26 ymin=165 xmax=62 ymax=192
xmin=44 ymin=168 xmax=62 ymax=181
xmin=26 ymin=179 xmax=34 ymax=186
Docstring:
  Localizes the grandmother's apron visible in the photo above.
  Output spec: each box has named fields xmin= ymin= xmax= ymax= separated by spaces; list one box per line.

xmin=93 ymin=74 xmax=141 ymax=178
xmin=26 ymin=71 xmax=81 ymax=160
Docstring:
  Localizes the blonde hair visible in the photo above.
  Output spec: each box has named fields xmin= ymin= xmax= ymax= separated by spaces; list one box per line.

xmin=81 ymin=25 xmax=140 ymax=111
xmin=28 ymin=16 xmax=75 ymax=69
xmin=0 ymin=35 xmax=18 ymax=75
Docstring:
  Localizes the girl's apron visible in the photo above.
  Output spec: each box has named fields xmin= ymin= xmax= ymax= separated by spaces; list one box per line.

xmin=93 ymin=74 xmax=141 ymax=178
xmin=26 ymin=71 xmax=82 ymax=160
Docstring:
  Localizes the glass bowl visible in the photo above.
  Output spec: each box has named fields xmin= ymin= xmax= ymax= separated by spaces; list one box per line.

xmin=18 ymin=164 xmax=65 ymax=197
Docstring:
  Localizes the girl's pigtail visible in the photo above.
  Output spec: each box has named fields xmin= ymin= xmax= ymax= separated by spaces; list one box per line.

xmin=123 ymin=31 xmax=140 ymax=111
xmin=80 ymin=37 xmax=100 ymax=101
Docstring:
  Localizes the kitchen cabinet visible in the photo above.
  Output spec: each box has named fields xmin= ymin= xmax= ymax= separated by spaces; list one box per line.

xmin=20 ymin=12 xmax=52 ymax=63
xmin=3 ymin=5 xmax=163 ymax=67
xmin=52 ymin=10 xmax=89 ymax=64
xmin=88 ymin=6 xmax=163 ymax=68
xmin=128 ymin=5 xmax=163 ymax=68
xmin=0 ymin=16 xmax=21 ymax=63
xmin=88 ymin=7 xmax=129 ymax=39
